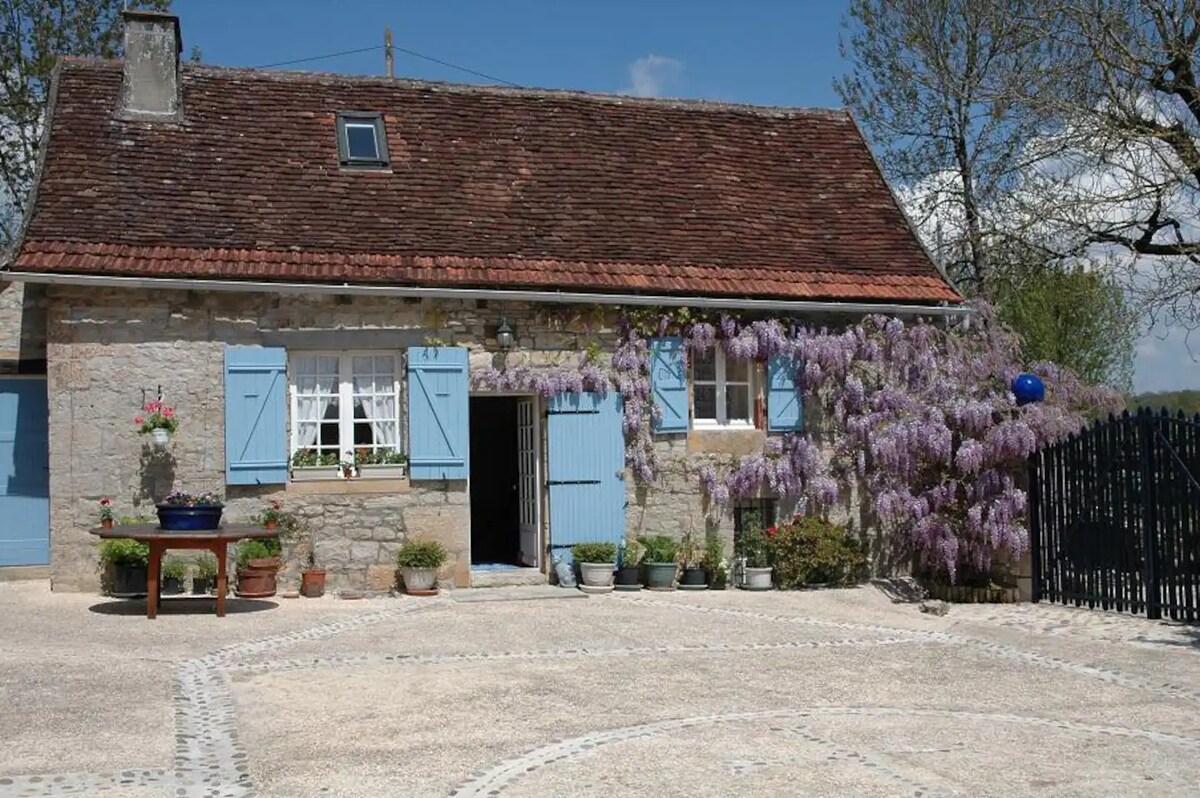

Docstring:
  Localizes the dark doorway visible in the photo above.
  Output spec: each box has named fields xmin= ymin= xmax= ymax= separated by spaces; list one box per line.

xmin=469 ymin=396 xmax=521 ymax=565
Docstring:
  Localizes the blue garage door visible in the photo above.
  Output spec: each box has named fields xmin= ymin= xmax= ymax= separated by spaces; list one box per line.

xmin=547 ymin=392 xmax=626 ymax=562
xmin=0 ymin=378 xmax=49 ymax=566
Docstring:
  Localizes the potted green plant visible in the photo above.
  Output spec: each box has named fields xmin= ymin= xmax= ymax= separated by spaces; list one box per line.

xmin=290 ymin=448 xmax=341 ymax=481
xmin=354 ymin=447 xmax=408 ymax=479
xmin=638 ymin=535 xmax=679 ymax=590
xmin=736 ymin=524 xmax=774 ymax=590
xmin=193 ymin=553 xmax=217 ymax=595
xmin=571 ymin=541 xmax=617 ymax=592
xmin=97 ymin=498 xmax=114 ymax=530
xmin=677 ymin=530 xmax=707 ymax=590
xmin=256 ymin=500 xmax=284 ymax=531
xmin=161 ymin=557 xmax=187 ymax=595
xmin=396 ymin=539 xmax=446 ymax=595
xmin=236 ymin=540 xmax=278 ymax=597
xmin=98 ymin=538 xmax=150 ymax=597
xmin=614 ymin=537 xmax=644 ymax=591
xmin=702 ymin=533 xmax=728 ymax=590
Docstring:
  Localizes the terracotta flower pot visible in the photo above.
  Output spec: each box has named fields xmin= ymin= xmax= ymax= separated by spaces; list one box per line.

xmin=248 ymin=556 xmax=282 ymax=571
xmin=100 ymin=519 xmax=113 ymax=530
xmin=264 ymin=519 xmax=277 ymax=531
xmin=301 ymin=569 xmax=327 ymax=598
xmin=235 ymin=566 xmax=277 ymax=598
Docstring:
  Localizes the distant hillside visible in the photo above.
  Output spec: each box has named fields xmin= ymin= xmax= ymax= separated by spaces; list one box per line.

xmin=1129 ymin=390 xmax=1200 ymax=416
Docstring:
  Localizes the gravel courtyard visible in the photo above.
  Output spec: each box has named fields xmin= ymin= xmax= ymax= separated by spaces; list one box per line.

xmin=1 ymin=581 xmax=1198 ymax=797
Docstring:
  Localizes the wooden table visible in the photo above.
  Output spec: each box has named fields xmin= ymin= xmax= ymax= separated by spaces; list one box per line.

xmin=90 ymin=524 xmax=278 ymax=619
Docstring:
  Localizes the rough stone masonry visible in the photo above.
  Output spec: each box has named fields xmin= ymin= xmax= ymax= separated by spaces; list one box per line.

xmin=44 ymin=286 xmax=809 ymax=593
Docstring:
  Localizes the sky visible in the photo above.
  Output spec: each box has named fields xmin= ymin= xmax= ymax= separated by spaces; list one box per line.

xmin=170 ymin=0 xmax=1198 ymax=394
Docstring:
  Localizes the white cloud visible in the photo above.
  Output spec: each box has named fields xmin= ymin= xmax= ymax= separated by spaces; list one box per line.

xmin=1134 ymin=321 xmax=1200 ymax=392
xmin=620 ymin=55 xmax=683 ymax=98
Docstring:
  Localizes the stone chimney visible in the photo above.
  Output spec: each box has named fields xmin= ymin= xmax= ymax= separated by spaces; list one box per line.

xmin=118 ymin=10 xmax=182 ymax=118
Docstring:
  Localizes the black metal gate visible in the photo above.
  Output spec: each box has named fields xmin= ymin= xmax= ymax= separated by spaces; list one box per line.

xmin=1029 ymin=408 xmax=1200 ymax=620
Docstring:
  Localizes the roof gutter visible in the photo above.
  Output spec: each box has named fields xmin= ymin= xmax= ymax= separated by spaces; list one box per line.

xmin=0 ymin=270 xmax=974 ymax=317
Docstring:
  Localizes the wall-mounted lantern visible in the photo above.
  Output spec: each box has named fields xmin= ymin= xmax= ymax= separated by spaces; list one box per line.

xmin=495 ymin=316 xmax=515 ymax=352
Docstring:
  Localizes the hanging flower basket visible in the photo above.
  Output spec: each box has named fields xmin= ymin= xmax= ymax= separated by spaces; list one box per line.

xmin=136 ymin=401 xmax=178 ymax=448
xmin=156 ymin=491 xmax=223 ymax=531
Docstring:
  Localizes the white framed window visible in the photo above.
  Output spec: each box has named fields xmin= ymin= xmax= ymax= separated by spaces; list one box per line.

xmin=692 ymin=349 xmax=753 ymax=429
xmin=289 ymin=352 xmax=402 ymax=467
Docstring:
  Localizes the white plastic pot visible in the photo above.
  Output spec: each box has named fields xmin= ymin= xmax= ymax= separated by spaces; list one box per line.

xmin=150 ymin=428 xmax=171 ymax=447
xmin=401 ymin=566 xmax=438 ymax=593
xmin=578 ymin=562 xmax=615 ymax=588
xmin=743 ymin=566 xmax=773 ymax=590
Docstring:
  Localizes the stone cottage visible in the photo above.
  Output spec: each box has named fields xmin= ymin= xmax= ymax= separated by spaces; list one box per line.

xmin=0 ymin=11 xmax=961 ymax=591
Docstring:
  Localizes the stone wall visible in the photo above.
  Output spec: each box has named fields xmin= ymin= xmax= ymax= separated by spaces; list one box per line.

xmin=0 ymin=281 xmax=47 ymax=370
xmin=45 ymin=286 xmax=806 ymax=591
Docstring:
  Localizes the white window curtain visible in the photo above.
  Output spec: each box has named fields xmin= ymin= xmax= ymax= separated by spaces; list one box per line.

xmin=294 ymin=355 xmax=339 ymax=447
xmin=352 ymin=356 xmax=398 ymax=449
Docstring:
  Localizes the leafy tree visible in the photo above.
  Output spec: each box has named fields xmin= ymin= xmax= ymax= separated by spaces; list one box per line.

xmin=0 ymin=0 xmax=170 ymax=244
xmin=1130 ymin=389 xmax=1200 ymax=413
xmin=837 ymin=0 xmax=1066 ymax=294
xmin=991 ymin=258 xmax=1136 ymax=390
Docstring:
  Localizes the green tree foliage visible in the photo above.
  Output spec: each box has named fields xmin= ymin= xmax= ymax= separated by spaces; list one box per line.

xmin=0 ymin=0 xmax=170 ymax=243
xmin=993 ymin=266 xmax=1136 ymax=390
xmin=1130 ymin=389 xmax=1200 ymax=415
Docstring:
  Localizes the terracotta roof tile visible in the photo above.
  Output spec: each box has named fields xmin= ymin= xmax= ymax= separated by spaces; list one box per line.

xmin=15 ymin=61 xmax=960 ymax=304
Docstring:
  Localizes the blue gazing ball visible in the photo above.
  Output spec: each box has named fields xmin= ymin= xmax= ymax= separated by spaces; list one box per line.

xmin=1012 ymin=373 xmax=1045 ymax=406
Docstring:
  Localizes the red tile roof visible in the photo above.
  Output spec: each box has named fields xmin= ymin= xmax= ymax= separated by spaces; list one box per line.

xmin=14 ymin=61 xmax=960 ymax=304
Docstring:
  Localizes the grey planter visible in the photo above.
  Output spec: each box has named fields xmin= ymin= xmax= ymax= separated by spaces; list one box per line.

xmin=643 ymin=562 xmax=677 ymax=590
xmin=578 ymin=562 xmax=614 ymax=588
xmin=401 ymin=566 xmax=438 ymax=593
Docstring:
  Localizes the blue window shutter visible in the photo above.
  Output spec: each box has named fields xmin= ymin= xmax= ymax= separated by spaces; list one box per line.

xmin=547 ymin=392 xmax=626 ymax=560
xmin=650 ymin=336 xmax=688 ymax=432
xmin=407 ymin=347 xmax=469 ymax=480
xmin=224 ymin=346 xmax=288 ymax=485
xmin=767 ymin=354 xmax=803 ymax=431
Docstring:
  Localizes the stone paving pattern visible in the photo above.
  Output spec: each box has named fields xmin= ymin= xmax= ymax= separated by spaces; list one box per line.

xmin=2 ymin=581 xmax=1199 ymax=796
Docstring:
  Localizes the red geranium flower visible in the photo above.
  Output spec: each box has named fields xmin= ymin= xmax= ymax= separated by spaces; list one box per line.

xmin=100 ymin=498 xmax=111 ymax=506
xmin=767 ymin=526 xmax=777 ymax=538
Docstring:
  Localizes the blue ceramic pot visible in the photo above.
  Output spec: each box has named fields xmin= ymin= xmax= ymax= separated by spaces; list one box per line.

xmin=156 ymin=504 xmax=223 ymax=531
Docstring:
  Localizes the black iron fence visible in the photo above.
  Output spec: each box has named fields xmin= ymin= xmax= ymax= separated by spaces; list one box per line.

xmin=1029 ymin=408 xmax=1200 ymax=621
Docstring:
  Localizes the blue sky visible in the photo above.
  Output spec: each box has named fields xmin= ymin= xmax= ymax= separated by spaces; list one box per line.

xmin=170 ymin=0 xmax=1197 ymax=393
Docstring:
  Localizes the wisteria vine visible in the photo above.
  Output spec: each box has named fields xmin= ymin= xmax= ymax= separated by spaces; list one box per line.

xmin=471 ymin=302 xmax=1123 ymax=585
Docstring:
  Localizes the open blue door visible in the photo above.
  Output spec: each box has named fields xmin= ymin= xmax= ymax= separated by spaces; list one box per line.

xmin=547 ymin=392 xmax=626 ymax=562
xmin=0 ymin=378 xmax=49 ymax=566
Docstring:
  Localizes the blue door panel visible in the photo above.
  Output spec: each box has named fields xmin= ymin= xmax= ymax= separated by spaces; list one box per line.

xmin=0 ymin=379 xmax=49 ymax=567
xmin=547 ymin=392 xmax=625 ymax=562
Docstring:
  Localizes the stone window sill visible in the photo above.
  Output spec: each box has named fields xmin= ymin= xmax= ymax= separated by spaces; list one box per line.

xmin=687 ymin=429 xmax=767 ymax=456
xmin=286 ymin=477 xmax=411 ymax=495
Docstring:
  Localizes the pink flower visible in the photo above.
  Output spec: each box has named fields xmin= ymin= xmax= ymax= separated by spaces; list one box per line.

xmin=163 ymin=407 xmax=175 ymax=418
xmin=145 ymin=401 xmax=159 ymax=413
xmin=134 ymin=415 xmax=144 ymax=425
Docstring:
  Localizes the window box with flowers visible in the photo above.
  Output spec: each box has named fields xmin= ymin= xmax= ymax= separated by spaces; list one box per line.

xmin=135 ymin=401 xmax=178 ymax=447
xmin=353 ymin=447 xmax=407 ymax=479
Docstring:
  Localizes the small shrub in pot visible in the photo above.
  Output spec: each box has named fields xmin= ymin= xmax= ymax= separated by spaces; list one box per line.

xmin=677 ymin=530 xmax=707 ymax=588
xmin=638 ymin=535 xmax=679 ymax=590
xmin=702 ymin=533 xmax=728 ymax=589
xmin=193 ymin=553 xmax=217 ymax=594
xmin=614 ymin=538 xmax=645 ymax=590
xmin=98 ymin=538 xmax=150 ymax=597
xmin=735 ymin=524 xmax=774 ymax=590
xmin=396 ymin=539 xmax=447 ymax=595
xmin=161 ymin=556 xmax=187 ymax=595
xmin=571 ymin=541 xmax=617 ymax=589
